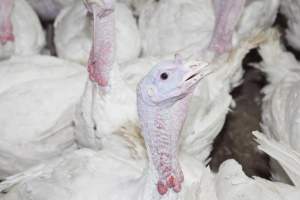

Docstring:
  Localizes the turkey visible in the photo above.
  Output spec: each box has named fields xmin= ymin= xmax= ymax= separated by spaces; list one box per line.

xmin=54 ymin=0 xmax=141 ymax=65
xmin=280 ymin=0 xmax=300 ymax=51
xmin=0 ymin=0 xmax=45 ymax=60
xmin=0 ymin=47 xmax=214 ymax=200
xmin=258 ymin=29 xmax=300 ymax=183
xmin=0 ymin=55 xmax=86 ymax=178
xmin=139 ymin=0 xmax=279 ymax=57
xmin=72 ymin=0 xmax=140 ymax=152
xmin=122 ymin=0 xmax=280 ymax=162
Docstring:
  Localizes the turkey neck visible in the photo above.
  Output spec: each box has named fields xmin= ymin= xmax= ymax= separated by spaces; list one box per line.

xmin=88 ymin=3 xmax=115 ymax=89
xmin=0 ymin=0 xmax=14 ymax=43
xmin=138 ymin=90 xmax=192 ymax=197
xmin=208 ymin=0 xmax=246 ymax=54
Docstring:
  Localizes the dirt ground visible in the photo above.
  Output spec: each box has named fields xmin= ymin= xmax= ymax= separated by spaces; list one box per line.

xmin=209 ymin=13 xmax=300 ymax=178
xmin=208 ymin=49 xmax=271 ymax=178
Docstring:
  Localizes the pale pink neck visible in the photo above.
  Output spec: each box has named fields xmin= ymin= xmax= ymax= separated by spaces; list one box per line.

xmin=0 ymin=0 xmax=14 ymax=43
xmin=88 ymin=4 xmax=115 ymax=87
xmin=208 ymin=0 xmax=245 ymax=54
xmin=138 ymin=96 xmax=191 ymax=195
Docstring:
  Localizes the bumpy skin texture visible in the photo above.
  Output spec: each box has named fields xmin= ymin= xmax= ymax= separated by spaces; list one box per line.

xmin=85 ymin=0 xmax=115 ymax=87
xmin=208 ymin=0 xmax=246 ymax=54
xmin=0 ymin=0 xmax=14 ymax=44
xmin=137 ymin=58 xmax=210 ymax=195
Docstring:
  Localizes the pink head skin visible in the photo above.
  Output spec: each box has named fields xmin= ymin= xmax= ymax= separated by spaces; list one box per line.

xmin=137 ymin=56 xmax=211 ymax=195
xmin=84 ymin=0 xmax=115 ymax=88
xmin=208 ymin=0 xmax=246 ymax=54
xmin=0 ymin=0 xmax=14 ymax=45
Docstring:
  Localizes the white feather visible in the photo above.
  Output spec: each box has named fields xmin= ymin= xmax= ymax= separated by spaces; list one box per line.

xmin=0 ymin=0 xmax=45 ymax=60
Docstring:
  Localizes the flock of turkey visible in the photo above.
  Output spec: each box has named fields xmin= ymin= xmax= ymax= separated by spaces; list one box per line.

xmin=0 ymin=0 xmax=300 ymax=199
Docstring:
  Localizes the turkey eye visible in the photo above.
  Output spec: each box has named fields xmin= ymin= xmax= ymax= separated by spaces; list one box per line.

xmin=160 ymin=72 xmax=168 ymax=80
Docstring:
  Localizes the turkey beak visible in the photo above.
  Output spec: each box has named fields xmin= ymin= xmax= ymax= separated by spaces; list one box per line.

xmin=180 ymin=61 xmax=211 ymax=90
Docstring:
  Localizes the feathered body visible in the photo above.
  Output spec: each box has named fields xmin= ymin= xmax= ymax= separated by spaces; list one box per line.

xmin=259 ymin=30 xmax=300 ymax=182
xmin=280 ymin=0 xmax=300 ymax=50
xmin=0 ymin=0 xmax=45 ymax=60
xmin=0 ymin=56 xmax=86 ymax=177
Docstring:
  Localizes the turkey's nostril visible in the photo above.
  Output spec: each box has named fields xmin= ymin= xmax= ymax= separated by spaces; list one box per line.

xmin=185 ymin=73 xmax=198 ymax=81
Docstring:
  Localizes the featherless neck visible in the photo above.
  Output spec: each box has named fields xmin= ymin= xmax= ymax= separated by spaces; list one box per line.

xmin=87 ymin=3 xmax=115 ymax=88
xmin=138 ymin=93 xmax=192 ymax=196
xmin=208 ymin=0 xmax=245 ymax=54
xmin=0 ymin=0 xmax=14 ymax=43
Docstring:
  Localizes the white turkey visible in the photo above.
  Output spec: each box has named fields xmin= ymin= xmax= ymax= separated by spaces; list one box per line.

xmin=280 ymin=0 xmax=300 ymax=51
xmin=258 ymin=29 xmax=300 ymax=183
xmin=54 ymin=0 xmax=141 ymax=65
xmin=0 ymin=45 xmax=214 ymax=200
xmin=118 ymin=0 xmax=280 ymax=162
xmin=0 ymin=0 xmax=45 ymax=60
xmin=0 ymin=55 xmax=86 ymax=178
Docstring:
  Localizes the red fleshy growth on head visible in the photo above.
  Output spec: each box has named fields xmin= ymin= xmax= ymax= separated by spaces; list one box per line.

xmin=88 ymin=62 xmax=109 ymax=87
xmin=166 ymin=176 xmax=175 ymax=188
xmin=0 ymin=0 xmax=14 ymax=45
xmin=155 ymin=144 xmax=184 ymax=195
xmin=0 ymin=33 xmax=14 ymax=44
xmin=157 ymin=181 xmax=168 ymax=195
xmin=0 ymin=20 xmax=14 ymax=45
xmin=87 ymin=41 xmax=112 ymax=87
xmin=173 ymin=179 xmax=181 ymax=193
xmin=167 ymin=175 xmax=182 ymax=193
